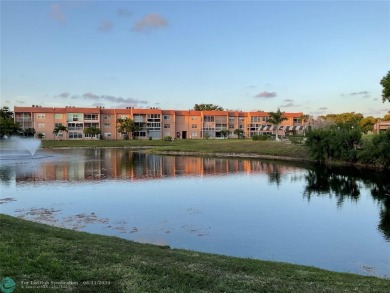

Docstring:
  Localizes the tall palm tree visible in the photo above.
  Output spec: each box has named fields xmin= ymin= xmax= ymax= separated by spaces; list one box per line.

xmin=52 ymin=125 xmax=68 ymax=140
xmin=299 ymin=114 xmax=312 ymax=136
xmin=268 ymin=108 xmax=288 ymax=141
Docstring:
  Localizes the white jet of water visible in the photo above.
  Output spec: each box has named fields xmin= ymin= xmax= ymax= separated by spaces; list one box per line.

xmin=11 ymin=137 xmax=42 ymax=156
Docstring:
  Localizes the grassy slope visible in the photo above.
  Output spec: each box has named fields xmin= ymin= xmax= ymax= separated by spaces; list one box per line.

xmin=1 ymin=214 xmax=389 ymax=293
xmin=42 ymin=139 xmax=310 ymax=159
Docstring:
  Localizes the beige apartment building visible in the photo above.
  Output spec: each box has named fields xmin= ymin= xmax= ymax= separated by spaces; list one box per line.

xmin=14 ymin=106 xmax=304 ymax=140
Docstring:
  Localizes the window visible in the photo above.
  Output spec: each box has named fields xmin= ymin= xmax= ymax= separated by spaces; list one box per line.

xmin=104 ymin=132 xmax=111 ymax=138
xmin=37 ymin=113 xmax=45 ymax=119
xmin=84 ymin=133 xmax=98 ymax=138
xmin=164 ymin=124 xmax=170 ymax=128
xmin=84 ymin=114 xmax=99 ymax=120
xmin=104 ymin=123 xmax=110 ymax=128
xmin=148 ymin=122 xmax=161 ymax=129
xmin=163 ymin=115 xmax=171 ymax=120
xmin=149 ymin=114 xmax=160 ymax=119
xmin=133 ymin=115 xmax=144 ymax=123
xmin=192 ymin=124 xmax=197 ymax=128
xmin=191 ymin=132 xmax=197 ymax=137
xmin=229 ymin=124 xmax=234 ymax=129
xmin=229 ymin=117 xmax=235 ymax=121
xmin=69 ymin=132 xmax=83 ymax=139
xmin=204 ymin=116 xmax=214 ymax=122
xmin=37 ymin=123 xmax=45 ymax=128
xmin=104 ymin=115 xmax=111 ymax=120
xmin=293 ymin=118 xmax=300 ymax=124
xmin=67 ymin=122 xmax=83 ymax=130
xmin=191 ymin=116 xmax=197 ymax=120
xmin=67 ymin=113 xmax=83 ymax=122
xmin=120 ymin=115 xmax=127 ymax=119
xmin=239 ymin=124 xmax=244 ymax=129
xmin=251 ymin=117 xmax=263 ymax=122
xmin=55 ymin=123 xmax=63 ymax=128
xmin=239 ymin=117 xmax=245 ymax=121
xmin=55 ymin=114 xmax=62 ymax=119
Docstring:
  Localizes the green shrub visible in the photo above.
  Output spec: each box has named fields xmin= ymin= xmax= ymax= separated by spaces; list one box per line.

xmin=163 ymin=136 xmax=173 ymax=141
xmin=289 ymin=136 xmax=305 ymax=145
xmin=358 ymin=129 xmax=390 ymax=167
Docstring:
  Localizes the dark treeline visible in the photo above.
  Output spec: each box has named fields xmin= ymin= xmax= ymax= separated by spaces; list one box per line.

xmin=303 ymin=164 xmax=390 ymax=241
xmin=305 ymin=124 xmax=390 ymax=168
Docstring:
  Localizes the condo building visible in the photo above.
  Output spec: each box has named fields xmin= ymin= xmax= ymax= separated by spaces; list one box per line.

xmin=14 ymin=106 xmax=304 ymax=140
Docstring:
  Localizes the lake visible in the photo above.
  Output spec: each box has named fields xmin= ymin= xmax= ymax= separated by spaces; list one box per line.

xmin=1 ymin=148 xmax=389 ymax=278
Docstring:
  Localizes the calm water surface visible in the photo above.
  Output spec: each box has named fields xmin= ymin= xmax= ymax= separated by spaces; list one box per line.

xmin=1 ymin=148 xmax=389 ymax=278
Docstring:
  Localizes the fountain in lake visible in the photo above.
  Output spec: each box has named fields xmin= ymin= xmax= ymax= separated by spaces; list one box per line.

xmin=0 ymin=137 xmax=46 ymax=160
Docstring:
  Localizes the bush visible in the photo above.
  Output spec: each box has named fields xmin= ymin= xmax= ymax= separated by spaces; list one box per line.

xmin=358 ymin=129 xmax=390 ymax=167
xmin=163 ymin=136 xmax=173 ymax=141
xmin=252 ymin=134 xmax=269 ymax=141
xmin=289 ymin=136 xmax=305 ymax=145
xmin=305 ymin=125 xmax=361 ymax=162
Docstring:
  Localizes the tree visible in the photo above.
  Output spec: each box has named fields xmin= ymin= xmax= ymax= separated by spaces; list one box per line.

xmin=83 ymin=126 xmax=101 ymax=139
xmin=117 ymin=118 xmax=141 ymax=139
xmin=359 ymin=116 xmax=376 ymax=134
xmin=382 ymin=113 xmax=390 ymax=121
xmin=299 ymin=114 xmax=312 ymax=136
xmin=52 ymin=125 xmax=68 ymax=139
xmin=193 ymin=104 xmax=224 ymax=111
xmin=380 ymin=70 xmax=390 ymax=102
xmin=233 ymin=128 xmax=244 ymax=139
xmin=268 ymin=108 xmax=288 ymax=141
xmin=23 ymin=128 xmax=36 ymax=137
xmin=219 ymin=129 xmax=230 ymax=139
xmin=0 ymin=106 xmax=21 ymax=138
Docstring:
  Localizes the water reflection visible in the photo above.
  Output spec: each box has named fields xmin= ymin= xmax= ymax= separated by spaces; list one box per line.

xmin=1 ymin=148 xmax=389 ymax=276
xmin=303 ymin=165 xmax=390 ymax=241
xmin=0 ymin=149 xmax=301 ymax=182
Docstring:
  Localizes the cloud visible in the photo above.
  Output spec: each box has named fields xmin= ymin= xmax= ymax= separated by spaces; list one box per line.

xmin=82 ymin=92 xmax=148 ymax=106
xmin=98 ymin=20 xmax=113 ymax=32
xmin=83 ymin=92 xmax=99 ymax=100
xmin=133 ymin=13 xmax=168 ymax=32
xmin=16 ymin=100 xmax=25 ymax=104
xmin=373 ymin=98 xmax=378 ymax=101
xmin=318 ymin=107 xmax=328 ymax=111
xmin=57 ymin=92 xmax=71 ymax=98
xmin=283 ymin=99 xmax=294 ymax=102
xmin=55 ymin=92 xmax=148 ymax=107
xmin=280 ymin=102 xmax=295 ymax=107
xmin=350 ymin=91 xmax=369 ymax=96
xmin=254 ymin=91 xmax=277 ymax=98
xmin=50 ymin=3 xmax=65 ymax=23
xmin=117 ymin=8 xmax=131 ymax=17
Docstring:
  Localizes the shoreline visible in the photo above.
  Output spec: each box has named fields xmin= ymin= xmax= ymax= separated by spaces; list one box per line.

xmin=1 ymin=213 xmax=389 ymax=293
xmin=41 ymin=145 xmax=384 ymax=169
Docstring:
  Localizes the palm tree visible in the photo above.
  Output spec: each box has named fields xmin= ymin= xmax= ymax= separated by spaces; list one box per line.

xmin=52 ymin=125 xmax=68 ymax=140
xmin=233 ymin=128 xmax=244 ymax=139
xmin=299 ymin=114 xmax=312 ymax=136
xmin=268 ymin=108 xmax=288 ymax=141
xmin=220 ymin=129 xmax=230 ymax=139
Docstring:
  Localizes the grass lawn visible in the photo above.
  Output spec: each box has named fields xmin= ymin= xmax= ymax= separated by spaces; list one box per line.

xmin=41 ymin=139 xmax=310 ymax=160
xmin=1 ymin=214 xmax=389 ymax=292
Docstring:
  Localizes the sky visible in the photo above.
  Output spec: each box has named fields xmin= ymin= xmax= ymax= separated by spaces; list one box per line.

xmin=1 ymin=0 xmax=390 ymax=117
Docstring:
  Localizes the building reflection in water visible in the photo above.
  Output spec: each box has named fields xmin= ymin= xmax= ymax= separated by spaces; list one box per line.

xmin=4 ymin=149 xmax=301 ymax=183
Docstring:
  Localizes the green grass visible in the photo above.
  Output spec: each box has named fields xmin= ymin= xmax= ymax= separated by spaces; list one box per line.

xmin=41 ymin=139 xmax=310 ymax=160
xmin=1 ymin=214 xmax=388 ymax=292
